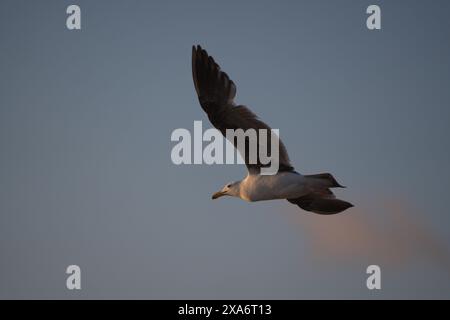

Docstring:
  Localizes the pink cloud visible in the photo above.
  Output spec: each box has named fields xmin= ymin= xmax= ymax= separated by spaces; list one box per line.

xmin=287 ymin=197 xmax=450 ymax=270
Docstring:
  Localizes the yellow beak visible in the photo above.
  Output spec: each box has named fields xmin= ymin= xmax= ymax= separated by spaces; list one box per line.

xmin=212 ymin=191 xmax=226 ymax=200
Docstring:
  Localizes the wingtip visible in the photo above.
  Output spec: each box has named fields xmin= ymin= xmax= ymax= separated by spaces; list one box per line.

xmin=192 ymin=45 xmax=206 ymax=60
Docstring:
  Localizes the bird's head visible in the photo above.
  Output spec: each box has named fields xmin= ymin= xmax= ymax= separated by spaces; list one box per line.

xmin=212 ymin=181 xmax=240 ymax=200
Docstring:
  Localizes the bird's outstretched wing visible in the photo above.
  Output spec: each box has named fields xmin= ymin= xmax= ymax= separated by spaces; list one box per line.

xmin=192 ymin=45 xmax=293 ymax=173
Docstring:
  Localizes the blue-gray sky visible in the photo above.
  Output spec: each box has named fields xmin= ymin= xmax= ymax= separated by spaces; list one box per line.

xmin=1 ymin=0 xmax=450 ymax=299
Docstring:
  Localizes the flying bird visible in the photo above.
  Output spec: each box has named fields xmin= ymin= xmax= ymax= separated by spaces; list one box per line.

xmin=192 ymin=45 xmax=353 ymax=214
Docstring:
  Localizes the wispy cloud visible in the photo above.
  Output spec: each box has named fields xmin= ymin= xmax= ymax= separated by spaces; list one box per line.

xmin=287 ymin=197 xmax=450 ymax=270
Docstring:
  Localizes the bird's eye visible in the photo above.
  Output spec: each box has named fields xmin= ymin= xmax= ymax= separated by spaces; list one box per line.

xmin=227 ymin=184 xmax=231 ymax=188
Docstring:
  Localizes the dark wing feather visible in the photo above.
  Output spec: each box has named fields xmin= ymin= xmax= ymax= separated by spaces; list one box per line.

xmin=192 ymin=45 xmax=293 ymax=173
xmin=287 ymin=189 xmax=353 ymax=215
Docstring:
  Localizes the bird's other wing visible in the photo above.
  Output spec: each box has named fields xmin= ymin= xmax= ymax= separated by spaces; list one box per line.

xmin=287 ymin=189 xmax=353 ymax=215
xmin=192 ymin=45 xmax=293 ymax=173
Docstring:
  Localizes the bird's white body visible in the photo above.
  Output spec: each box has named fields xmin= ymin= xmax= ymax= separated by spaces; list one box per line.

xmin=239 ymin=172 xmax=308 ymax=201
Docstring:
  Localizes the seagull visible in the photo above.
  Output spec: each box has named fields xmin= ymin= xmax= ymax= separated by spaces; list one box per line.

xmin=192 ymin=45 xmax=353 ymax=215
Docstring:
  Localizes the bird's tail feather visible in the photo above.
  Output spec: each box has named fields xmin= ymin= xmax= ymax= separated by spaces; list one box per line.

xmin=304 ymin=172 xmax=345 ymax=188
